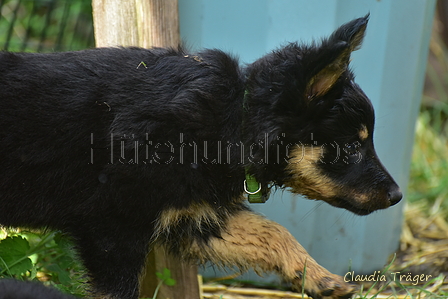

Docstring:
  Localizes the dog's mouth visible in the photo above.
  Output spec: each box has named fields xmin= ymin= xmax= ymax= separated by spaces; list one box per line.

xmin=328 ymin=197 xmax=376 ymax=216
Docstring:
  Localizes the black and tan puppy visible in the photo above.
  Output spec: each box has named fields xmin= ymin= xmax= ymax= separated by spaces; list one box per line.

xmin=0 ymin=15 xmax=401 ymax=299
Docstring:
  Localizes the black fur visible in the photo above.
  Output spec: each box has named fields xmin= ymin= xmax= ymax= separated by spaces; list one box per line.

xmin=0 ymin=279 xmax=75 ymax=299
xmin=0 ymin=15 xmax=401 ymax=299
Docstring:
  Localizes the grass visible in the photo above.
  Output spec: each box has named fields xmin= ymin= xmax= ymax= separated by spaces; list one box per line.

xmin=408 ymin=100 xmax=448 ymax=214
xmin=351 ymin=254 xmax=447 ymax=299
xmin=407 ymin=17 xmax=448 ymax=218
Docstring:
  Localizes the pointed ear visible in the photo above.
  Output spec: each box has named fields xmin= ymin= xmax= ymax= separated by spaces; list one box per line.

xmin=305 ymin=14 xmax=369 ymax=100
xmin=330 ymin=13 xmax=369 ymax=52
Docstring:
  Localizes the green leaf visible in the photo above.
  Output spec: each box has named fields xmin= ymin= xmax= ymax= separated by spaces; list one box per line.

xmin=0 ymin=236 xmax=33 ymax=276
xmin=164 ymin=278 xmax=176 ymax=286
xmin=162 ymin=268 xmax=171 ymax=279
xmin=54 ymin=233 xmax=73 ymax=253
xmin=156 ymin=268 xmax=172 ymax=280
xmin=58 ymin=256 xmax=74 ymax=269
xmin=47 ymin=263 xmax=71 ymax=285
xmin=155 ymin=271 xmax=164 ymax=280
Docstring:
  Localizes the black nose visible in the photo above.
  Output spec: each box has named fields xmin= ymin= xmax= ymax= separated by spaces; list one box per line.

xmin=388 ymin=187 xmax=402 ymax=206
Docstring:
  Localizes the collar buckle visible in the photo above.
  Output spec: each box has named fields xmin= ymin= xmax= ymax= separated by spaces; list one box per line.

xmin=244 ymin=173 xmax=271 ymax=203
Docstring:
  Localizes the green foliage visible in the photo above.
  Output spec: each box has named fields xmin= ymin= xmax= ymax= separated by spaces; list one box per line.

xmin=155 ymin=268 xmax=176 ymax=287
xmin=408 ymin=65 xmax=448 ymax=217
xmin=150 ymin=268 xmax=177 ymax=299
xmin=408 ymin=110 xmax=448 ymax=209
xmin=140 ymin=268 xmax=177 ymax=299
xmin=0 ymin=236 xmax=33 ymax=276
xmin=0 ymin=230 xmax=87 ymax=297
xmin=408 ymin=29 xmax=448 ymax=217
xmin=0 ymin=230 xmax=181 ymax=299
xmin=0 ymin=0 xmax=94 ymax=52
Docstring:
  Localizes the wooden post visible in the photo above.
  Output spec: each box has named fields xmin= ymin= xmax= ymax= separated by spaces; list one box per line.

xmin=92 ymin=0 xmax=179 ymax=48
xmin=140 ymin=246 xmax=201 ymax=299
xmin=91 ymin=1 xmax=200 ymax=298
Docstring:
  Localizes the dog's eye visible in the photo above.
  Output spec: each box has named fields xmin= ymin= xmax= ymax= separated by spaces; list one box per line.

xmin=344 ymin=142 xmax=360 ymax=156
xmin=342 ymin=142 xmax=362 ymax=164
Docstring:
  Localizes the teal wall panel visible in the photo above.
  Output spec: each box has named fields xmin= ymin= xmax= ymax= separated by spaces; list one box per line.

xmin=179 ymin=0 xmax=436 ymax=280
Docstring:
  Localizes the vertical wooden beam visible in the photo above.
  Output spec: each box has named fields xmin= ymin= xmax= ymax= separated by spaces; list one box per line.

xmin=92 ymin=0 xmax=179 ymax=48
xmin=140 ymin=246 xmax=201 ymax=299
xmin=91 ymin=1 xmax=200 ymax=298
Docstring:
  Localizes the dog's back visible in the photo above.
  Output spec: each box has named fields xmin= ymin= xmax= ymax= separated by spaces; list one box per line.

xmin=0 ymin=47 xmax=245 ymax=228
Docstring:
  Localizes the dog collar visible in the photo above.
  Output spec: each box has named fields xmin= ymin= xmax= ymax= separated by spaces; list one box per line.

xmin=244 ymin=170 xmax=271 ymax=203
xmin=242 ymin=90 xmax=271 ymax=203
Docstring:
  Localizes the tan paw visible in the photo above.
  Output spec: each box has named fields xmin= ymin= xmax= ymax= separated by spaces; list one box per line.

xmin=292 ymin=272 xmax=356 ymax=299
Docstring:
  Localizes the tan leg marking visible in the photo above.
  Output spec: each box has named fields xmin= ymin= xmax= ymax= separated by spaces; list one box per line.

xmin=187 ymin=210 xmax=355 ymax=298
xmin=155 ymin=202 xmax=228 ymax=238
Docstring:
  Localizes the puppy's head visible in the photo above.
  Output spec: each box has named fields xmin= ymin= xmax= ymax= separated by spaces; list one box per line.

xmin=245 ymin=15 xmax=401 ymax=215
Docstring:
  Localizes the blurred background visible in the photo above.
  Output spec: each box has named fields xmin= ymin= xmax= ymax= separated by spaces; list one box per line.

xmin=0 ymin=0 xmax=93 ymax=51
xmin=0 ymin=0 xmax=447 ymax=297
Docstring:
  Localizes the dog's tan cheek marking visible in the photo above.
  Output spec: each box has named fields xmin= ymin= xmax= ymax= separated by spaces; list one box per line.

xmin=348 ymin=189 xmax=390 ymax=210
xmin=284 ymin=145 xmax=340 ymax=200
xmin=348 ymin=191 xmax=370 ymax=205
xmin=186 ymin=210 xmax=353 ymax=295
xmin=359 ymin=124 xmax=368 ymax=140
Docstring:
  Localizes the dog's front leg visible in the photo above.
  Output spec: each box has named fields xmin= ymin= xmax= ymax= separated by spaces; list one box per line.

xmin=189 ymin=210 xmax=355 ymax=299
